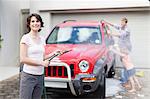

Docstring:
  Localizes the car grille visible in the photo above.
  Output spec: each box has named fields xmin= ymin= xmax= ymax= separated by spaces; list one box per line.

xmin=45 ymin=64 xmax=74 ymax=78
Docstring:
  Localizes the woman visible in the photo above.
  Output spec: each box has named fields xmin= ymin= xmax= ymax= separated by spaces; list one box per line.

xmin=19 ymin=13 xmax=55 ymax=99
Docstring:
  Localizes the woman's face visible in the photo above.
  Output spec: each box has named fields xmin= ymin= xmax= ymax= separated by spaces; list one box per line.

xmin=30 ymin=16 xmax=41 ymax=32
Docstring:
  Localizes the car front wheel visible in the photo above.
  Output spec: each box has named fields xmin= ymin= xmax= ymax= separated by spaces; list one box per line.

xmin=95 ymin=70 xmax=106 ymax=99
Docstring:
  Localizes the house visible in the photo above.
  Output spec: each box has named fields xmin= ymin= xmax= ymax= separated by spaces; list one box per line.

xmin=0 ymin=0 xmax=150 ymax=70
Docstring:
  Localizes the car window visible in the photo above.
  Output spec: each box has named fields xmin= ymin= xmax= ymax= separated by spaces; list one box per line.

xmin=46 ymin=26 xmax=102 ymax=44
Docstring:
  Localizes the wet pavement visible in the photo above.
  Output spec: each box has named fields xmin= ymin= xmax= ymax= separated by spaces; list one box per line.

xmin=0 ymin=68 xmax=150 ymax=99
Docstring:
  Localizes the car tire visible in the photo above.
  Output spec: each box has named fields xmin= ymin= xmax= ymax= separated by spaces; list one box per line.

xmin=107 ymin=64 xmax=115 ymax=78
xmin=95 ymin=70 xmax=106 ymax=99
xmin=107 ymin=60 xmax=115 ymax=78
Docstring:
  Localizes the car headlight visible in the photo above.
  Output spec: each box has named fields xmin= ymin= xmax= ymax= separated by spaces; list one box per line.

xmin=79 ymin=60 xmax=89 ymax=72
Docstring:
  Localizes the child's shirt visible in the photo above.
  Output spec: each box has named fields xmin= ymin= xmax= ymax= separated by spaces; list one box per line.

xmin=122 ymin=55 xmax=134 ymax=70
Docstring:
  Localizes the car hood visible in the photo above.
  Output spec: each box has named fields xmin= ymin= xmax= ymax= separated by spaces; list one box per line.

xmin=45 ymin=44 xmax=105 ymax=62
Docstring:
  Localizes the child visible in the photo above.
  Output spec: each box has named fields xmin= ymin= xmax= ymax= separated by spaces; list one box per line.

xmin=110 ymin=47 xmax=142 ymax=92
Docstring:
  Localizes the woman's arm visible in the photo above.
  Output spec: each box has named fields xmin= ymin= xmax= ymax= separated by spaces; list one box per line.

xmin=20 ymin=43 xmax=48 ymax=67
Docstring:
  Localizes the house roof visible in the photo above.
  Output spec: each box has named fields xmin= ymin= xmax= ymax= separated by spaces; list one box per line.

xmin=31 ymin=0 xmax=150 ymax=12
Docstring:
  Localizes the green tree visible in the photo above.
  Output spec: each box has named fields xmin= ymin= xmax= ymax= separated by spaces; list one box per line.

xmin=0 ymin=34 xmax=3 ymax=48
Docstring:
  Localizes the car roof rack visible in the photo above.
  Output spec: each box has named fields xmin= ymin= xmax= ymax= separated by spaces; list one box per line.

xmin=63 ymin=20 xmax=76 ymax=23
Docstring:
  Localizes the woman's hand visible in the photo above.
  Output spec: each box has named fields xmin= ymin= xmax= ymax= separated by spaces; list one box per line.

xmin=41 ymin=60 xmax=49 ymax=67
xmin=53 ymin=50 xmax=62 ymax=55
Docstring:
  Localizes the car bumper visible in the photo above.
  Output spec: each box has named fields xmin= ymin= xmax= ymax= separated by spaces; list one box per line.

xmin=44 ymin=62 xmax=103 ymax=96
xmin=73 ymin=72 xmax=102 ymax=95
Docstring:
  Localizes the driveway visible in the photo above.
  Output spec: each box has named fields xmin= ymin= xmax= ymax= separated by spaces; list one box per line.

xmin=0 ymin=68 xmax=150 ymax=99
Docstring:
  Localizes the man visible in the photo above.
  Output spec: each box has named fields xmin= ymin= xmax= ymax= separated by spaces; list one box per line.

xmin=103 ymin=17 xmax=132 ymax=52
xmin=103 ymin=17 xmax=132 ymax=87
xmin=104 ymin=18 xmax=141 ymax=92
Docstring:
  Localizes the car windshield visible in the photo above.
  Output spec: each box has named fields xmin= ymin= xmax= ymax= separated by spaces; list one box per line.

xmin=46 ymin=26 xmax=102 ymax=44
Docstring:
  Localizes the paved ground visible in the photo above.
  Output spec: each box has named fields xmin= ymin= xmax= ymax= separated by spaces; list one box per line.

xmin=0 ymin=68 xmax=150 ymax=99
xmin=0 ymin=75 xmax=19 ymax=99
xmin=0 ymin=66 xmax=19 ymax=81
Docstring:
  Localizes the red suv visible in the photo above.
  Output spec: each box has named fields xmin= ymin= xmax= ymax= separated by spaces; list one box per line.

xmin=44 ymin=20 xmax=115 ymax=98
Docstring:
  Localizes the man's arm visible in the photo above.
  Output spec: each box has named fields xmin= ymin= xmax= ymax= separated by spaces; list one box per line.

xmin=102 ymin=20 xmax=114 ymax=27
xmin=102 ymin=20 xmax=121 ymax=30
